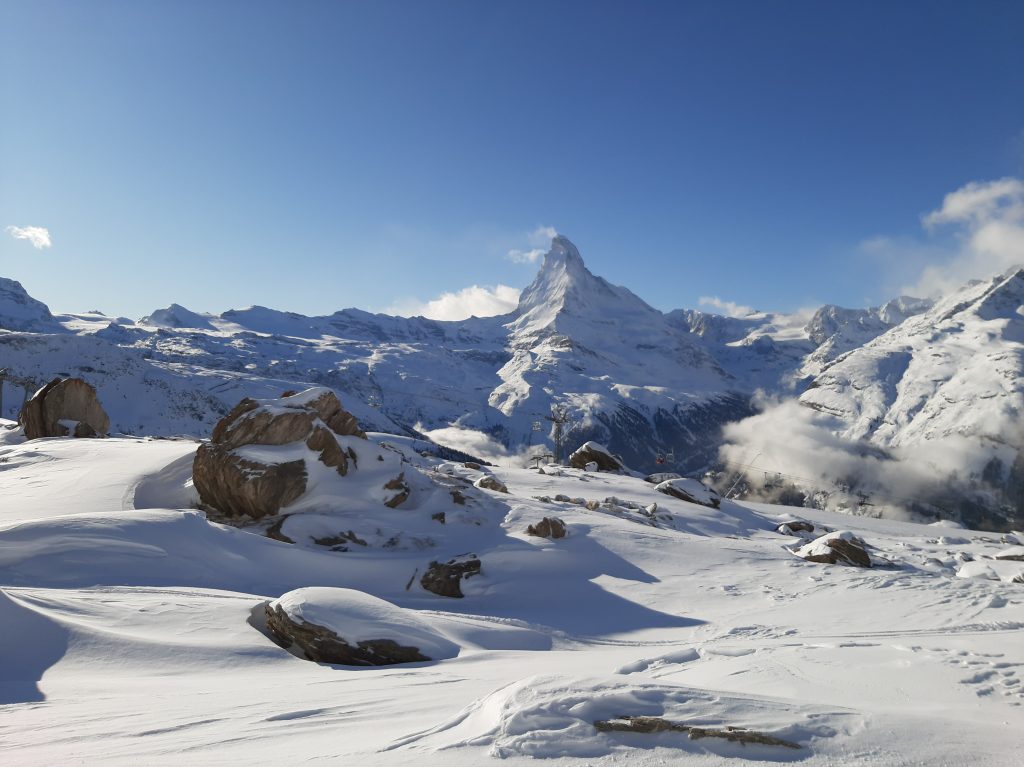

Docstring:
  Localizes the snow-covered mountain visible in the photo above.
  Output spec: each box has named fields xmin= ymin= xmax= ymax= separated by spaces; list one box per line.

xmin=0 ymin=235 xmax=1018 ymax=525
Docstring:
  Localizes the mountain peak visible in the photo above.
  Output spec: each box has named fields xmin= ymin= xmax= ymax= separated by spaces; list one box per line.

xmin=511 ymin=235 xmax=658 ymax=335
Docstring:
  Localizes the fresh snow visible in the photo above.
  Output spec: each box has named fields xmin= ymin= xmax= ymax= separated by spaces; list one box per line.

xmin=1 ymin=435 xmax=1022 ymax=764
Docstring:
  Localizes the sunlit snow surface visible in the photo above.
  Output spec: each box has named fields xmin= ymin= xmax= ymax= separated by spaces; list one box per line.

xmin=1 ymin=434 xmax=1022 ymax=765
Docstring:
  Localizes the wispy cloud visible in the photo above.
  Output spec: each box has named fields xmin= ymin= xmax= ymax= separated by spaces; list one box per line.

xmin=507 ymin=225 xmax=558 ymax=264
xmin=698 ymin=295 xmax=755 ymax=317
xmin=6 ymin=225 xmax=51 ymax=249
xmin=858 ymin=177 xmax=1024 ymax=298
xmin=388 ymin=284 xmax=521 ymax=321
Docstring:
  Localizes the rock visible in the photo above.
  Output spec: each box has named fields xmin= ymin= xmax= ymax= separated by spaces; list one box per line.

xmin=527 ymin=517 xmax=567 ymax=539
xmin=266 ymin=516 xmax=295 ymax=544
xmin=654 ymin=478 xmax=721 ymax=509
xmin=775 ymin=520 xmax=815 ymax=535
xmin=796 ymin=531 xmax=872 ymax=567
xmin=193 ymin=447 xmax=308 ymax=520
xmin=431 ymin=511 xmax=446 ymax=524
xmin=593 ymin=716 xmax=800 ymax=749
xmin=474 ymin=475 xmax=508 ymax=493
xmin=584 ymin=499 xmax=601 ymax=511
xmin=383 ymin=473 xmax=410 ymax=508
xmin=463 ymin=461 xmax=482 ymax=470
xmin=993 ymin=546 xmax=1024 ymax=562
xmin=421 ymin=554 xmax=481 ymax=598
xmin=193 ymin=387 xmax=365 ymax=520
xmin=645 ymin=472 xmax=682 ymax=484
xmin=554 ymin=494 xmax=572 ymax=502
xmin=569 ymin=441 xmax=623 ymax=472
xmin=19 ymin=377 xmax=110 ymax=440
xmin=264 ymin=587 xmax=456 ymax=665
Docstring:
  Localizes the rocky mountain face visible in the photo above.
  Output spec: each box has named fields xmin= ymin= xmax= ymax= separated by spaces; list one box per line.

xmin=800 ymin=268 xmax=1024 ymax=527
xmin=0 ymin=236 xmax=1020 ymax=524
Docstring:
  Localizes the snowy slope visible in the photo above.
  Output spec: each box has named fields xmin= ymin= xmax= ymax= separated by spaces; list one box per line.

xmin=0 ymin=435 xmax=1022 ymax=764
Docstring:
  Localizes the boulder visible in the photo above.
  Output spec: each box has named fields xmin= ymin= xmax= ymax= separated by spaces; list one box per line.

xmin=19 ymin=377 xmax=110 ymax=440
xmin=569 ymin=441 xmax=623 ymax=472
xmin=421 ymin=554 xmax=481 ymax=598
xmin=645 ymin=472 xmax=682 ymax=484
xmin=796 ymin=531 xmax=872 ymax=567
xmin=775 ymin=520 xmax=815 ymax=535
xmin=193 ymin=387 xmax=365 ymax=520
xmin=655 ymin=478 xmax=721 ymax=509
xmin=993 ymin=546 xmax=1024 ymax=562
xmin=474 ymin=475 xmax=508 ymax=493
xmin=264 ymin=587 xmax=456 ymax=665
xmin=527 ymin=517 xmax=567 ymax=539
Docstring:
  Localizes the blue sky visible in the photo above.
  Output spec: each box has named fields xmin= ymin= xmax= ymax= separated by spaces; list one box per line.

xmin=2 ymin=0 xmax=1023 ymax=319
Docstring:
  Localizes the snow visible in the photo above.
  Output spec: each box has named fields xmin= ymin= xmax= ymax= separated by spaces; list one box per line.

xmin=270 ymin=587 xmax=459 ymax=660
xmin=0 ymin=435 xmax=1022 ymax=764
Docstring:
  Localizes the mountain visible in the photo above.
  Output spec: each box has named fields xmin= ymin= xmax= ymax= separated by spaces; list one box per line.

xmin=800 ymin=268 xmax=1024 ymax=526
xmin=0 ymin=236 xmax=1014 ymax=516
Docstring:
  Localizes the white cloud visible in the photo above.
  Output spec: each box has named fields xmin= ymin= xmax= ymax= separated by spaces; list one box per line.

xmin=388 ymin=284 xmax=521 ymax=321
xmin=6 ymin=225 xmax=51 ymax=249
xmin=904 ymin=177 xmax=1024 ymax=297
xmin=507 ymin=225 xmax=558 ymax=264
xmin=698 ymin=295 xmax=755 ymax=317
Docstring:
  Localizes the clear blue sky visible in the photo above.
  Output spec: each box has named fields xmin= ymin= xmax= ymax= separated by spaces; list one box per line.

xmin=2 ymin=0 xmax=1023 ymax=319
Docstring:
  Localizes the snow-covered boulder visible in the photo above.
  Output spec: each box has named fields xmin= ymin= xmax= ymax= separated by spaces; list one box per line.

xmin=527 ymin=517 xmax=567 ymax=539
xmin=264 ymin=587 xmax=457 ymax=665
xmin=20 ymin=377 xmax=110 ymax=439
xmin=993 ymin=545 xmax=1024 ymax=562
xmin=795 ymin=531 xmax=872 ymax=567
xmin=655 ymin=478 xmax=721 ymax=509
xmin=645 ymin=472 xmax=682 ymax=484
xmin=569 ymin=442 xmax=623 ymax=472
xmin=193 ymin=387 xmax=371 ymax=519
xmin=474 ymin=475 xmax=508 ymax=493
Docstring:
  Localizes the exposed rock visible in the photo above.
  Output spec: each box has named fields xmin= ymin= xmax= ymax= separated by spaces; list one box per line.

xmin=312 ymin=530 xmax=368 ymax=550
xmin=527 ymin=517 xmax=567 ymax=539
xmin=655 ymin=478 xmax=721 ymax=509
xmin=431 ymin=511 xmax=446 ymax=524
xmin=593 ymin=716 xmax=801 ymax=749
xmin=474 ymin=475 xmax=508 ymax=493
xmin=569 ymin=441 xmax=623 ymax=472
xmin=383 ymin=473 xmax=411 ymax=508
xmin=193 ymin=447 xmax=307 ymax=520
xmin=421 ymin=554 xmax=481 ymax=598
xmin=463 ymin=461 xmax=482 ymax=470
xmin=264 ymin=591 xmax=438 ymax=665
xmin=19 ymin=377 xmax=110 ymax=440
xmin=776 ymin=520 xmax=815 ymax=535
xmin=645 ymin=472 xmax=682 ymax=484
xmin=796 ymin=531 xmax=872 ymax=567
xmin=585 ymin=499 xmax=601 ymax=511
xmin=193 ymin=387 xmax=365 ymax=519
xmin=993 ymin=546 xmax=1024 ymax=562
xmin=449 ymin=489 xmax=466 ymax=505
xmin=266 ymin=516 xmax=295 ymax=544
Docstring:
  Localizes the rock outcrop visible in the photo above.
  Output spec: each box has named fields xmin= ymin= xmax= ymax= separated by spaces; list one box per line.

xmin=19 ymin=377 xmax=110 ymax=439
xmin=796 ymin=531 xmax=872 ymax=567
xmin=421 ymin=554 xmax=482 ymax=598
xmin=474 ymin=475 xmax=508 ymax=493
xmin=193 ymin=387 xmax=366 ymax=520
xmin=527 ymin=517 xmax=567 ymax=539
xmin=655 ymin=477 xmax=721 ymax=509
xmin=264 ymin=587 xmax=456 ymax=665
xmin=569 ymin=441 xmax=623 ymax=472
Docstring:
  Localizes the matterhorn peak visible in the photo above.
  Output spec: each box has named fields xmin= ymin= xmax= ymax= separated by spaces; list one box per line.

xmin=510 ymin=235 xmax=659 ymax=336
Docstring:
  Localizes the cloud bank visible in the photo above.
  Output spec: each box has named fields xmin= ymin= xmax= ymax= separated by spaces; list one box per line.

xmin=389 ymin=284 xmax=521 ymax=321
xmin=6 ymin=225 xmax=51 ymax=249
